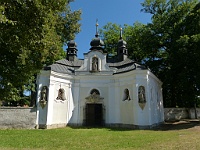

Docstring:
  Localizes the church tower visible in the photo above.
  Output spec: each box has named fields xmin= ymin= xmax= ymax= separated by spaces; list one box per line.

xmin=117 ymin=28 xmax=128 ymax=61
xmin=90 ymin=21 xmax=105 ymax=52
xmin=66 ymin=40 xmax=78 ymax=61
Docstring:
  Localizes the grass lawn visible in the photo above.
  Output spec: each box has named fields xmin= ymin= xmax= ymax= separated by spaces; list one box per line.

xmin=0 ymin=123 xmax=200 ymax=150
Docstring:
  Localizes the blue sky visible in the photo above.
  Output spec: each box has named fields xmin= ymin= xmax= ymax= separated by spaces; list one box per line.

xmin=67 ymin=0 xmax=152 ymax=59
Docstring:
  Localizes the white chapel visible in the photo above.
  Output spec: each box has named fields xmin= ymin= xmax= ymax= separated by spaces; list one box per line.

xmin=36 ymin=25 xmax=164 ymax=129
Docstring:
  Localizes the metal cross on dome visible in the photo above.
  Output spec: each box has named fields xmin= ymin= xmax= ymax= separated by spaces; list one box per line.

xmin=95 ymin=19 xmax=99 ymax=37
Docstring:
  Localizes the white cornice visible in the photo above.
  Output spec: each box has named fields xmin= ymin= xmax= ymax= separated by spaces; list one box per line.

xmin=50 ymin=71 xmax=74 ymax=80
xmin=147 ymin=71 xmax=162 ymax=85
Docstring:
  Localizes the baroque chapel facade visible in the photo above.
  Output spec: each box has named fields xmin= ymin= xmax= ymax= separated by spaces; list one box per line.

xmin=36 ymin=25 xmax=164 ymax=129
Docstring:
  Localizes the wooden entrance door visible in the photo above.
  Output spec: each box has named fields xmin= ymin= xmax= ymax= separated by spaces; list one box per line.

xmin=86 ymin=104 xmax=103 ymax=126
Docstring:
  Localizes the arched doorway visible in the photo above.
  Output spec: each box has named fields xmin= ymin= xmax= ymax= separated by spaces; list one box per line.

xmin=85 ymin=89 xmax=104 ymax=126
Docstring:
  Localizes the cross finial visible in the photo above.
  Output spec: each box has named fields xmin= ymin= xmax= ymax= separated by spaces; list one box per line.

xmin=95 ymin=19 xmax=99 ymax=37
xmin=120 ymin=27 xmax=123 ymax=39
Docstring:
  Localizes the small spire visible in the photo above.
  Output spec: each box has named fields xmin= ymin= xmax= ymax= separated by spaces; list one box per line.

xmin=95 ymin=19 xmax=99 ymax=37
xmin=120 ymin=27 xmax=123 ymax=39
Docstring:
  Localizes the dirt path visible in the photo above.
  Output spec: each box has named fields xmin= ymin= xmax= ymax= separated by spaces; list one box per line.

xmin=155 ymin=119 xmax=200 ymax=131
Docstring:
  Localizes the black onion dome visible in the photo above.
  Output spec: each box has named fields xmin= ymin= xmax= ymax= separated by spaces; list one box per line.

xmin=118 ymin=39 xmax=127 ymax=48
xmin=90 ymin=37 xmax=104 ymax=47
xmin=67 ymin=40 xmax=77 ymax=48
xmin=66 ymin=40 xmax=78 ymax=61
xmin=90 ymin=21 xmax=105 ymax=51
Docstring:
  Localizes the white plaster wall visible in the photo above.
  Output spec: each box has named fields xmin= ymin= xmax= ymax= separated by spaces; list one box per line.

xmin=76 ymin=73 xmax=136 ymax=125
xmin=74 ymin=69 xmax=164 ymax=127
xmin=119 ymin=80 xmax=134 ymax=124
xmin=147 ymin=72 xmax=164 ymax=125
xmin=107 ymin=79 xmax=116 ymax=124
xmin=70 ymin=79 xmax=80 ymax=125
xmin=77 ymin=76 xmax=110 ymax=124
xmin=112 ymin=72 xmax=154 ymax=126
xmin=158 ymin=87 xmax=164 ymax=122
xmin=52 ymin=100 xmax=68 ymax=124
xmin=79 ymin=87 xmax=90 ymax=123
xmin=150 ymin=85 xmax=157 ymax=124
xmin=36 ymin=71 xmax=75 ymax=127
xmin=120 ymin=100 xmax=134 ymax=124
xmin=134 ymin=71 xmax=151 ymax=126
xmin=48 ymin=74 xmax=74 ymax=125
xmin=76 ymin=51 xmax=113 ymax=76
xmin=36 ymin=71 xmax=51 ymax=125
xmin=46 ymin=81 xmax=55 ymax=125
xmin=36 ymin=63 xmax=164 ymax=127
xmin=87 ymin=51 xmax=109 ymax=71
xmin=112 ymin=79 xmax=121 ymax=123
xmin=51 ymin=83 xmax=69 ymax=124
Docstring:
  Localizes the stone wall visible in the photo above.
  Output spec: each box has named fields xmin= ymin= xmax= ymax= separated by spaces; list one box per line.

xmin=188 ymin=108 xmax=200 ymax=119
xmin=164 ymin=108 xmax=200 ymax=121
xmin=0 ymin=107 xmax=36 ymax=129
xmin=0 ymin=107 xmax=199 ymax=129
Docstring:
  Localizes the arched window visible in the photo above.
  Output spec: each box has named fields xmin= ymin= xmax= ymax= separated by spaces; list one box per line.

xmin=123 ymin=88 xmax=131 ymax=101
xmin=90 ymin=89 xmax=100 ymax=95
xmin=138 ymin=86 xmax=146 ymax=103
xmin=40 ymin=86 xmax=48 ymax=102
xmin=56 ymin=88 xmax=66 ymax=101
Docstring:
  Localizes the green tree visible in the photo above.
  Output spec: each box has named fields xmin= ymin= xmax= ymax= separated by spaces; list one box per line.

xmin=100 ymin=0 xmax=200 ymax=107
xmin=141 ymin=0 xmax=200 ymax=107
xmin=99 ymin=23 xmax=120 ymax=55
xmin=100 ymin=22 xmax=148 ymax=62
xmin=0 ymin=0 xmax=81 ymax=103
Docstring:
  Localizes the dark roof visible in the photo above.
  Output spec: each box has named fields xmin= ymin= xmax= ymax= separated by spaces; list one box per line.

xmin=107 ymin=58 xmax=134 ymax=67
xmin=107 ymin=58 xmax=147 ymax=74
xmin=43 ymin=58 xmax=147 ymax=75
xmin=55 ymin=59 xmax=83 ymax=67
xmin=48 ymin=64 xmax=74 ymax=74
xmin=43 ymin=59 xmax=83 ymax=74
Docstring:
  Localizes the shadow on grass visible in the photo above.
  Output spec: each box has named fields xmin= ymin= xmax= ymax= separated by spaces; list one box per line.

xmin=68 ymin=126 xmax=135 ymax=131
xmin=68 ymin=126 xmax=133 ymax=131
xmin=68 ymin=119 xmax=200 ymax=131
xmin=153 ymin=119 xmax=200 ymax=131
